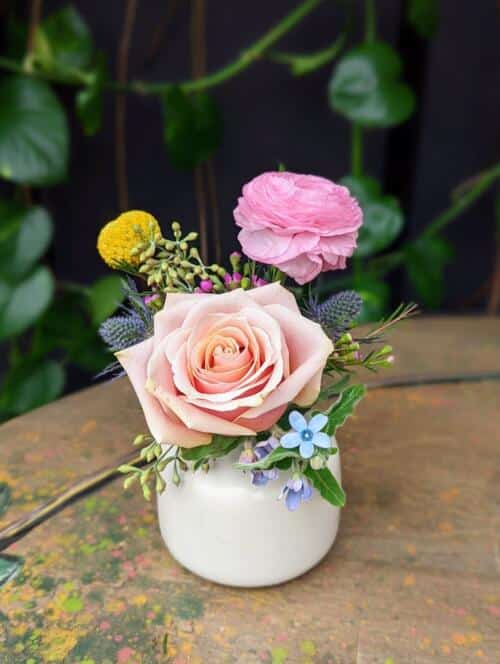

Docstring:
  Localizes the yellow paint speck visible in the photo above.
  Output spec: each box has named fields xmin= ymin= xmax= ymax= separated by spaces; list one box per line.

xmin=404 ymin=574 xmax=415 ymax=586
xmin=300 ymin=640 xmax=316 ymax=656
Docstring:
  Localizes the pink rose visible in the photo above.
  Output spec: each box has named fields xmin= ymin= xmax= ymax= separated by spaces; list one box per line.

xmin=117 ymin=283 xmax=333 ymax=448
xmin=234 ymin=171 xmax=363 ymax=285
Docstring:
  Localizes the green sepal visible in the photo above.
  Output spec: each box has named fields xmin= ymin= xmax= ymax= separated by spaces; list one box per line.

xmin=304 ymin=466 xmax=345 ymax=507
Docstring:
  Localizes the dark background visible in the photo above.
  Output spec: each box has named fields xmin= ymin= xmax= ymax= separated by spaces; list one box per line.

xmin=11 ymin=0 xmax=500 ymax=305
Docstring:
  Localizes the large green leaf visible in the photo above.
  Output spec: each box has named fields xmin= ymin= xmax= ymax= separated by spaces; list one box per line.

xmin=87 ymin=275 xmax=124 ymax=327
xmin=163 ymin=86 xmax=223 ymax=170
xmin=324 ymin=384 xmax=366 ymax=436
xmin=75 ymin=53 xmax=107 ymax=136
xmin=304 ymin=466 xmax=345 ymax=507
xmin=405 ymin=235 xmax=454 ymax=308
xmin=0 ymin=76 xmax=69 ymax=185
xmin=341 ymin=175 xmax=404 ymax=257
xmin=329 ymin=42 xmax=416 ymax=128
xmin=0 ymin=555 xmax=23 ymax=588
xmin=0 ymin=360 xmax=65 ymax=417
xmin=407 ymin=0 xmax=439 ymax=39
xmin=0 ymin=266 xmax=54 ymax=341
xmin=34 ymin=5 xmax=93 ymax=71
xmin=0 ymin=204 xmax=52 ymax=281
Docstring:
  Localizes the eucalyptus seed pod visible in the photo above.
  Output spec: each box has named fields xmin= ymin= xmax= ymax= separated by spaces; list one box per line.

xmin=123 ymin=474 xmax=138 ymax=489
xmin=156 ymin=474 xmax=167 ymax=494
xmin=184 ymin=232 xmax=198 ymax=241
xmin=240 ymin=277 xmax=251 ymax=290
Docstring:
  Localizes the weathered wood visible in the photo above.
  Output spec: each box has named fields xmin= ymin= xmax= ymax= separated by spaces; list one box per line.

xmin=0 ymin=317 xmax=499 ymax=663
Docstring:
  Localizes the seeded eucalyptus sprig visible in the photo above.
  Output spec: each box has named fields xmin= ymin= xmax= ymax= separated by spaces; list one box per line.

xmin=132 ymin=220 xmax=227 ymax=296
xmin=118 ymin=434 xmax=186 ymax=501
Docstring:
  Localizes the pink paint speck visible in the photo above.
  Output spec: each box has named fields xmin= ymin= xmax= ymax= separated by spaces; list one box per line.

xmin=100 ymin=621 xmax=111 ymax=631
xmin=117 ymin=647 xmax=135 ymax=663
xmin=122 ymin=560 xmax=136 ymax=579
xmin=489 ymin=606 xmax=500 ymax=616
xmin=147 ymin=611 xmax=155 ymax=620
xmin=276 ymin=632 xmax=288 ymax=642
xmin=114 ymin=635 xmax=123 ymax=642
xmin=118 ymin=515 xmax=127 ymax=525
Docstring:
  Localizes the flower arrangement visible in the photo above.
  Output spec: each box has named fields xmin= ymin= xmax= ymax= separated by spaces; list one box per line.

xmin=97 ymin=171 xmax=415 ymax=512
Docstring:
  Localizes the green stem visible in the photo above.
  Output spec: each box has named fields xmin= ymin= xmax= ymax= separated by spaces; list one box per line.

xmin=0 ymin=1 xmax=324 ymax=96
xmin=369 ymin=161 xmax=500 ymax=276
xmin=364 ymin=0 xmax=376 ymax=42
xmin=351 ymin=124 xmax=363 ymax=176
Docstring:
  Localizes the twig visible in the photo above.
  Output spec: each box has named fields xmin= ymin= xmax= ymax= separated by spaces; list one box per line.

xmin=143 ymin=0 xmax=181 ymax=68
xmin=27 ymin=0 xmax=43 ymax=52
xmin=191 ymin=0 xmax=209 ymax=261
xmin=115 ymin=0 xmax=138 ymax=211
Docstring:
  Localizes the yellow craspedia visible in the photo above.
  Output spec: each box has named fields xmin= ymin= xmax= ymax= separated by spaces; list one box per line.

xmin=97 ymin=210 xmax=162 ymax=267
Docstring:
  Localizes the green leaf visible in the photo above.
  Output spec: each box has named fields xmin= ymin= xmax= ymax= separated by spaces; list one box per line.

xmin=329 ymin=41 xmax=416 ymax=128
xmin=0 ymin=266 xmax=54 ymax=341
xmin=0 ymin=76 xmax=69 ymax=185
xmin=304 ymin=466 xmax=345 ymax=507
xmin=405 ymin=235 xmax=453 ymax=308
xmin=0 ymin=204 xmax=52 ymax=281
xmin=318 ymin=375 xmax=351 ymax=401
xmin=163 ymin=86 xmax=223 ymax=170
xmin=181 ymin=435 xmax=240 ymax=463
xmin=341 ymin=175 xmax=404 ymax=257
xmin=0 ymin=360 xmax=65 ymax=417
xmin=324 ymin=384 xmax=366 ymax=436
xmin=407 ymin=0 xmax=439 ymax=39
xmin=0 ymin=483 xmax=11 ymax=519
xmin=234 ymin=447 xmax=300 ymax=472
xmin=75 ymin=53 xmax=107 ymax=136
xmin=35 ymin=5 xmax=93 ymax=71
xmin=0 ymin=555 xmax=23 ymax=589
xmin=87 ymin=275 xmax=124 ymax=327
xmin=354 ymin=276 xmax=391 ymax=323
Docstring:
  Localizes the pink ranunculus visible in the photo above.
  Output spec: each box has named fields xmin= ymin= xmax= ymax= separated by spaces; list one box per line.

xmin=116 ymin=283 xmax=333 ymax=448
xmin=234 ymin=172 xmax=363 ymax=285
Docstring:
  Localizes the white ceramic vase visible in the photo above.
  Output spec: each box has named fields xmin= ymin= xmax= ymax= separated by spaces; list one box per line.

xmin=157 ymin=440 xmax=341 ymax=588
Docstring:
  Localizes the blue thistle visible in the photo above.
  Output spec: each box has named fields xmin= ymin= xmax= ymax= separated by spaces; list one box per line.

xmin=99 ymin=314 xmax=148 ymax=352
xmin=304 ymin=290 xmax=362 ymax=339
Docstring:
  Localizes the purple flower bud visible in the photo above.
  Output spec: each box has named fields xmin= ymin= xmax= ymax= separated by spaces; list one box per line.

xmin=199 ymin=279 xmax=213 ymax=293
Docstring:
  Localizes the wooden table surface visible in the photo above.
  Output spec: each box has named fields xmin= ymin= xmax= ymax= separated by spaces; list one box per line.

xmin=0 ymin=317 xmax=499 ymax=664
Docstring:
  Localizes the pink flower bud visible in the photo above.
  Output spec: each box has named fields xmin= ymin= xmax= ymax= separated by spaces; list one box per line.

xmin=199 ymin=279 xmax=213 ymax=293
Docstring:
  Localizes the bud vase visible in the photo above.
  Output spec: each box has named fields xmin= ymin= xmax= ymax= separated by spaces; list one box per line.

xmin=157 ymin=440 xmax=341 ymax=587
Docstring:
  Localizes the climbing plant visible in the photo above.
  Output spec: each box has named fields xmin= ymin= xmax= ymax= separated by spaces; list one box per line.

xmin=0 ymin=0 xmax=498 ymax=418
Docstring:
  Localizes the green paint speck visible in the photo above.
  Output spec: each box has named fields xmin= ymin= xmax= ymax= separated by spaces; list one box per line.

xmin=300 ymin=640 xmax=316 ymax=656
xmin=62 ymin=594 xmax=83 ymax=612
xmin=174 ymin=593 xmax=204 ymax=619
xmin=384 ymin=658 xmax=395 ymax=664
xmin=271 ymin=647 xmax=288 ymax=664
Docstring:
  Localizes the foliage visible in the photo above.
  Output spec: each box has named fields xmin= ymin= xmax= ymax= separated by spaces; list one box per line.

xmin=0 ymin=0 xmax=498 ymax=421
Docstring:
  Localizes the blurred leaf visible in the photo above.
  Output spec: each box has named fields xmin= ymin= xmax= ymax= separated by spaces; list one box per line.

xmin=0 ymin=555 xmax=23 ymax=588
xmin=0 ymin=204 xmax=52 ymax=281
xmin=75 ymin=53 xmax=107 ymax=136
xmin=0 ymin=200 xmax=22 ymax=244
xmin=405 ymin=235 xmax=453 ymax=308
xmin=354 ymin=277 xmax=391 ymax=323
xmin=0 ymin=483 xmax=11 ymax=518
xmin=0 ymin=76 xmax=69 ymax=186
xmin=34 ymin=5 xmax=93 ymax=71
xmin=5 ymin=14 xmax=28 ymax=61
xmin=34 ymin=290 xmax=111 ymax=372
xmin=0 ymin=360 xmax=65 ymax=417
xmin=342 ymin=175 xmax=404 ymax=256
xmin=329 ymin=42 xmax=415 ymax=128
xmin=88 ymin=275 xmax=124 ymax=327
xmin=163 ymin=86 xmax=223 ymax=170
xmin=407 ymin=0 xmax=439 ymax=39
xmin=0 ymin=267 xmax=54 ymax=341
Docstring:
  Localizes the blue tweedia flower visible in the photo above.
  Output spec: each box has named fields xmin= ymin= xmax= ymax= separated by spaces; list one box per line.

xmin=239 ymin=437 xmax=279 ymax=486
xmin=281 ymin=411 xmax=330 ymax=459
xmin=279 ymin=475 xmax=313 ymax=511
